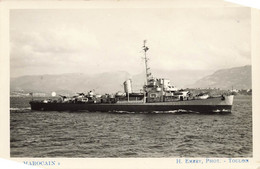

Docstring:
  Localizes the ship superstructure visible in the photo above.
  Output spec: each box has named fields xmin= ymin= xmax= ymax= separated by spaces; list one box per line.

xmin=142 ymin=40 xmax=189 ymax=103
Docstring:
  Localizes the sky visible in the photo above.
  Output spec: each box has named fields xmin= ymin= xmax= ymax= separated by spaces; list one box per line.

xmin=10 ymin=7 xmax=251 ymax=77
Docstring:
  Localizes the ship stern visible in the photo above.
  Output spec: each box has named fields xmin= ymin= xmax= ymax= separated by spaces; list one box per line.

xmin=211 ymin=95 xmax=234 ymax=113
xmin=224 ymin=95 xmax=234 ymax=105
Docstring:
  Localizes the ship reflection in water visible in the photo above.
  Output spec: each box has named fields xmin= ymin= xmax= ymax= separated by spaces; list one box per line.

xmin=10 ymin=95 xmax=252 ymax=157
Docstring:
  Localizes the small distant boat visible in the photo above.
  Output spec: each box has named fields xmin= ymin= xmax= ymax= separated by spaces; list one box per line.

xmin=30 ymin=41 xmax=234 ymax=113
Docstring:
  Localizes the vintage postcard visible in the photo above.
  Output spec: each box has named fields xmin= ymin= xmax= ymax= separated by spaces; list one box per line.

xmin=0 ymin=0 xmax=260 ymax=169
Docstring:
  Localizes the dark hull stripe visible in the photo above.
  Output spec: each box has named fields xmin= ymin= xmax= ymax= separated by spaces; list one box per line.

xmin=30 ymin=103 xmax=232 ymax=113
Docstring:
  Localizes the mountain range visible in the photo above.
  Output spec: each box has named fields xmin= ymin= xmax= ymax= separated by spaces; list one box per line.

xmin=10 ymin=65 xmax=251 ymax=96
xmin=190 ymin=65 xmax=251 ymax=90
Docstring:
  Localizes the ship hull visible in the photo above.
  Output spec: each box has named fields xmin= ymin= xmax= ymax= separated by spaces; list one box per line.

xmin=30 ymin=95 xmax=234 ymax=113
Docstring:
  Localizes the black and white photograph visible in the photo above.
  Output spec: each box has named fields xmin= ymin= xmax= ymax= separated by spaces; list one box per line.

xmin=6 ymin=0 xmax=254 ymax=164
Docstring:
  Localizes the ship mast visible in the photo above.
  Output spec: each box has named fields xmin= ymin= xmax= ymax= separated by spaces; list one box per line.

xmin=143 ymin=40 xmax=152 ymax=85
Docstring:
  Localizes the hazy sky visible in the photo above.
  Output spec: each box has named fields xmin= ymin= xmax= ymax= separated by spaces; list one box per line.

xmin=10 ymin=7 xmax=251 ymax=77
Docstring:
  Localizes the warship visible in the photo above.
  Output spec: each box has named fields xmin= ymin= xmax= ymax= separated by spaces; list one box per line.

xmin=30 ymin=41 xmax=234 ymax=113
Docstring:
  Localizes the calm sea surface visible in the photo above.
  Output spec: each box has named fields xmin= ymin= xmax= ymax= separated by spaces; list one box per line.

xmin=10 ymin=96 xmax=252 ymax=157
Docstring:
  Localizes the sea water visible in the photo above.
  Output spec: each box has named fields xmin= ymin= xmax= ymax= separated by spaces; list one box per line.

xmin=10 ymin=95 xmax=252 ymax=157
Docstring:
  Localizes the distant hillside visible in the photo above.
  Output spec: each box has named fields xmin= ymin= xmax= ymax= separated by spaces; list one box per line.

xmin=190 ymin=65 xmax=251 ymax=90
xmin=10 ymin=69 xmax=212 ymax=96
xmin=11 ymin=66 xmax=250 ymax=96
xmin=10 ymin=71 xmax=131 ymax=95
